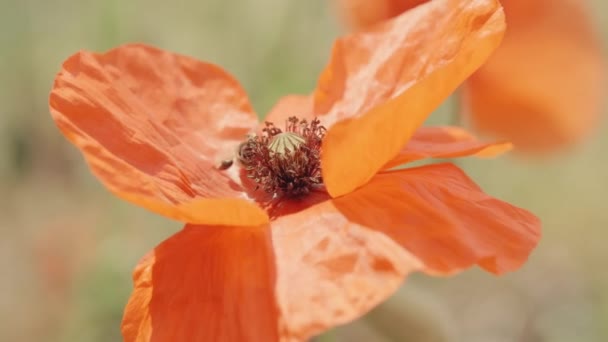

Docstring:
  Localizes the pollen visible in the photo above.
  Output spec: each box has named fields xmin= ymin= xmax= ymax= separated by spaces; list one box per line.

xmin=235 ymin=116 xmax=326 ymax=198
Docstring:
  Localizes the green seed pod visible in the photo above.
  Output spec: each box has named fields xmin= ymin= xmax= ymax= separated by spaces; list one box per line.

xmin=268 ymin=132 xmax=306 ymax=155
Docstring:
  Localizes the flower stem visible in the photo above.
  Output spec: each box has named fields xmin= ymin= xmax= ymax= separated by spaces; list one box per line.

xmin=311 ymin=330 xmax=337 ymax=342
xmin=449 ymin=90 xmax=462 ymax=127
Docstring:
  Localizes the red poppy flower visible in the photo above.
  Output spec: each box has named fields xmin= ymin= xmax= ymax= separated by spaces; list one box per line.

xmin=49 ymin=0 xmax=540 ymax=341
xmin=337 ymin=0 xmax=606 ymax=153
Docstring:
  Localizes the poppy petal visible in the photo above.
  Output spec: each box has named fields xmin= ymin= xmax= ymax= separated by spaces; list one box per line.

xmin=335 ymin=0 xmax=427 ymax=30
xmin=462 ymin=0 xmax=606 ymax=153
xmin=319 ymin=0 xmax=506 ymax=197
xmin=50 ymin=44 xmax=267 ymax=226
xmin=383 ymin=126 xmax=512 ymax=169
xmin=263 ymin=95 xmax=313 ymax=126
xmin=271 ymin=198 xmax=424 ymax=340
xmin=332 ymin=163 xmax=541 ymax=275
xmin=121 ymin=224 xmax=279 ymax=342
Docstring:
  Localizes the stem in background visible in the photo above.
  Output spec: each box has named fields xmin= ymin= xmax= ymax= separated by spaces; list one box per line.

xmin=362 ymin=287 xmax=452 ymax=342
xmin=311 ymin=330 xmax=337 ymax=342
xmin=447 ymin=89 xmax=463 ymax=167
xmin=449 ymin=89 xmax=463 ymax=127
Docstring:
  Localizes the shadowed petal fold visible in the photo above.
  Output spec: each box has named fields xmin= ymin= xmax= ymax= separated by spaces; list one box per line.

xmin=50 ymin=44 xmax=267 ymax=226
xmin=271 ymin=197 xmax=423 ymax=341
xmin=319 ymin=0 xmax=506 ymax=197
xmin=121 ymin=224 xmax=279 ymax=342
xmin=383 ymin=126 xmax=512 ymax=169
xmin=462 ymin=0 xmax=606 ymax=153
xmin=332 ymin=163 xmax=541 ymax=275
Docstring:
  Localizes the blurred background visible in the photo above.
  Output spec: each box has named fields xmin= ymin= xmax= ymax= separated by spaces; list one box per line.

xmin=0 ymin=0 xmax=606 ymax=341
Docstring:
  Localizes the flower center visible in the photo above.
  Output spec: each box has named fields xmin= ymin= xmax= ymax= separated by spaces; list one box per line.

xmin=234 ymin=117 xmax=326 ymax=198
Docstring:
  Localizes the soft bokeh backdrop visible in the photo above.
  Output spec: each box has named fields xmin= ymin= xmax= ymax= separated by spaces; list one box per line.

xmin=0 ymin=1 xmax=606 ymax=341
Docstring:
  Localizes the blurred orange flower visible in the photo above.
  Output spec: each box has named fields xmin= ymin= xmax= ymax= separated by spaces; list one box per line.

xmin=49 ymin=0 xmax=540 ymax=341
xmin=337 ymin=0 xmax=606 ymax=153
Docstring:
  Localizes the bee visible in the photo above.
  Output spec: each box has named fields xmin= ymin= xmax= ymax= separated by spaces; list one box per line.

xmin=236 ymin=133 xmax=257 ymax=166
xmin=217 ymin=133 xmax=255 ymax=171
xmin=237 ymin=141 xmax=254 ymax=166
xmin=218 ymin=133 xmax=257 ymax=170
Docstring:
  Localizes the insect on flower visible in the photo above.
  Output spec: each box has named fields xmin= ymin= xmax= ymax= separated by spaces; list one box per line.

xmin=49 ymin=0 xmax=540 ymax=341
xmin=234 ymin=117 xmax=326 ymax=197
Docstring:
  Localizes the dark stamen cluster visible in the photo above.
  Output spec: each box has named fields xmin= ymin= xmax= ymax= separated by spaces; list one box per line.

xmin=238 ymin=116 xmax=326 ymax=197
